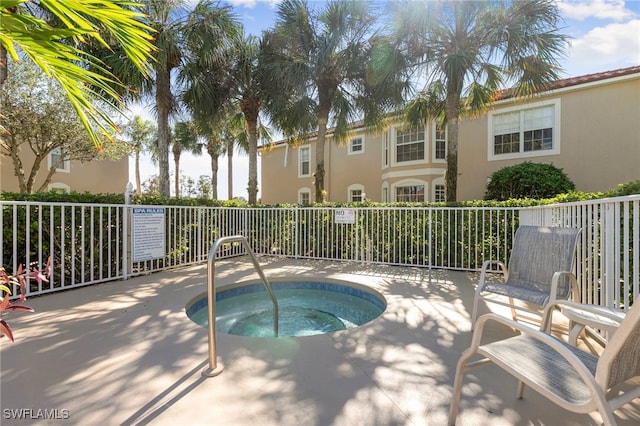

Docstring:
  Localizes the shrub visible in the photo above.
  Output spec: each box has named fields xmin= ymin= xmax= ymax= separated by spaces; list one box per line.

xmin=485 ymin=162 xmax=575 ymax=201
xmin=0 ymin=259 xmax=49 ymax=342
xmin=605 ymin=180 xmax=640 ymax=197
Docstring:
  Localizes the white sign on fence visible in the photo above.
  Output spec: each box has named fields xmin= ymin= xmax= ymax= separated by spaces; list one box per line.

xmin=334 ymin=208 xmax=356 ymax=224
xmin=132 ymin=208 xmax=166 ymax=262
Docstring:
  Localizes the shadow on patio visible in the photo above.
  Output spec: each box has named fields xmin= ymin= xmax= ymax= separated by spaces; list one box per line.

xmin=1 ymin=257 xmax=639 ymax=425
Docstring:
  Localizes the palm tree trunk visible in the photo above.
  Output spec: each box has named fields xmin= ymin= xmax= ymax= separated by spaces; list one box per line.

xmin=173 ymin=147 xmax=181 ymax=198
xmin=314 ymin=89 xmax=330 ymax=203
xmin=135 ymin=149 xmax=142 ymax=193
xmin=445 ymin=95 xmax=459 ymax=202
xmin=211 ymin=153 xmax=219 ymax=199
xmin=227 ymin=139 xmax=233 ymax=200
xmin=241 ymin=98 xmax=260 ymax=204
xmin=247 ymin=121 xmax=258 ymax=204
xmin=156 ymin=66 xmax=172 ymax=198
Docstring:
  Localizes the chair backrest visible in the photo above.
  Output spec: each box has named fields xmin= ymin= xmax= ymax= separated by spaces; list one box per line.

xmin=596 ymin=301 xmax=640 ymax=390
xmin=507 ymin=226 xmax=581 ymax=297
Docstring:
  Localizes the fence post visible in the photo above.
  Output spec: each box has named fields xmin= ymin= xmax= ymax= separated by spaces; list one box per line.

xmin=604 ymin=202 xmax=616 ymax=307
xmin=123 ymin=182 xmax=133 ymax=280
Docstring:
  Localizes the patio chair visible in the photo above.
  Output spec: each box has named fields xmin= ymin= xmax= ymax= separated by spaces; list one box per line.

xmin=449 ymin=300 xmax=640 ymax=425
xmin=471 ymin=225 xmax=582 ymax=329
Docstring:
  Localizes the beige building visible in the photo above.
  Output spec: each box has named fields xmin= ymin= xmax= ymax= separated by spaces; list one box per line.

xmin=261 ymin=66 xmax=640 ymax=204
xmin=0 ymin=149 xmax=129 ymax=194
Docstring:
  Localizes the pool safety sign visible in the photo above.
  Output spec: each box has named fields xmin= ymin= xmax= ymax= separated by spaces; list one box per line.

xmin=132 ymin=208 xmax=166 ymax=262
xmin=334 ymin=208 xmax=356 ymax=224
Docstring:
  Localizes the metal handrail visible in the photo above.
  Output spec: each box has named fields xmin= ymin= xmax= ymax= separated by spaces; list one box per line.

xmin=202 ymin=235 xmax=279 ymax=377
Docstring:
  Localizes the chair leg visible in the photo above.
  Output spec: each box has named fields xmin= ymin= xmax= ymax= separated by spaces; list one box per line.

xmin=471 ymin=296 xmax=480 ymax=330
xmin=448 ymin=350 xmax=475 ymax=425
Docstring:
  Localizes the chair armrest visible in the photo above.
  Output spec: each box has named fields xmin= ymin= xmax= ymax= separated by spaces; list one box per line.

xmin=470 ymin=313 xmax=599 ymax=389
xmin=549 ymin=270 xmax=579 ymax=302
xmin=542 ymin=300 xmax=626 ymax=333
xmin=477 ymin=260 xmax=508 ymax=292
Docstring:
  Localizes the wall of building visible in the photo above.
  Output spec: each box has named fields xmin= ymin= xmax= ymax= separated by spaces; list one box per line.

xmin=326 ymin=130 xmax=384 ymax=202
xmin=260 ymin=143 xmax=313 ymax=204
xmin=457 ymin=75 xmax=640 ymax=200
xmin=262 ymin=69 xmax=640 ymax=204
xmin=0 ymin=154 xmax=129 ymax=194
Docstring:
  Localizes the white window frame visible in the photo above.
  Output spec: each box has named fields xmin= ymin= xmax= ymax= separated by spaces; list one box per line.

xmin=432 ymin=178 xmax=446 ymax=202
xmin=48 ymin=147 xmax=70 ymax=173
xmin=488 ymin=99 xmax=561 ymax=161
xmin=298 ymin=187 xmax=311 ymax=205
xmin=48 ymin=182 xmax=71 ymax=193
xmin=382 ymin=130 xmax=389 ymax=169
xmin=393 ymin=179 xmax=427 ymax=203
xmin=348 ymin=136 xmax=364 ymax=155
xmin=432 ymin=124 xmax=447 ymax=163
xmin=298 ymin=146 xmax=311 ymax=177
xmin=381 ymin=182 xmax=389 ymax=203
xmin=392 ymin=124 xmax=427 ymax=167
xmin=347 ymin=184 xmax=365 ymax=202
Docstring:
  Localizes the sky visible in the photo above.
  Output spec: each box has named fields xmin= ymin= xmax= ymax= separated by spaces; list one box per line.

xmin=129 ymin=0 xmax=640 ymax=200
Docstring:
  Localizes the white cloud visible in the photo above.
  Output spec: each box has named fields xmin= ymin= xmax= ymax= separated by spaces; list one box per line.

xmin=228 ymin=0 xmax=257 ymax=7
xmin=566 ymin=19 xmax=640 ymax=73
xmin=558 ymin=0 xmax=636 ymax=22
xmin=227 ymin=0 xmax=281 ymax=8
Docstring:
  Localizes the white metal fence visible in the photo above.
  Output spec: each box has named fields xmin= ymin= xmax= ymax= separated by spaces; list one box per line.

xmin=521 ymin=194 xmax=640 ymax=309
xmin=2 ymin=195 xmax=638 ymax=310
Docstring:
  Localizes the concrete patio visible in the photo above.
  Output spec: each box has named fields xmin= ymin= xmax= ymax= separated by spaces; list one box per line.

xmin=1 ymin=257 xmax=639 ymax=425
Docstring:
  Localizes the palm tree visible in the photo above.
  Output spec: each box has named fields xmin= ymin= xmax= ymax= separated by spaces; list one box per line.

xmin=225 ymin=111 xmax=248 ymax=200
xmin=124 ymin=116 xmax=157 ymax=194
xmin=199 ymin=120 xmax=226 ymax=200
xmin=393 ymin=0 xmax=568 ymax=202
xmin=0 ymin=0 xmax=154 ymax=147
xmin=213 ymin=107 xmax=247 ymax=200
xmin=182 ymin=31 xmax=270 ymax=204
xmin=234 ymin=35 xmax=269 ymax=205
xmin=172 ymin=120 xmax=203 ymax=197
xmin=263 ymin=0 xmax=410 ymax=203
xmin=222 ymin=111 xmax=271 ymax=201
xmin=140 ymin=0 xmax=238 ymax=197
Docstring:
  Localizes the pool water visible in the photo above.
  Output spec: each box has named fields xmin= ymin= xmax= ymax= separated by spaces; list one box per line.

xmin=186 ymin=281 xmax=386 ymax=337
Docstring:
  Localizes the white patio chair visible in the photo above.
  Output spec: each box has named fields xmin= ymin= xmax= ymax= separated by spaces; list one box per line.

xmin=471 ymin=225 xmax=582 ymax=329
xmin=449 ymin=300 xmax=640 ymax=425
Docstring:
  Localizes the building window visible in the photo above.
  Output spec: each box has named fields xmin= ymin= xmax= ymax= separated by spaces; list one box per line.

xmin=395 ymin=126 xmax=425 ymax=163
xmin=382 ymin=131 xmax=389 ymax=168
xmin=299 ymin=189 xmax=311 ymax=205
xmin=48 ymin=182 xmax=70 ymax=193
xmin=382 ymin=185 xmax=389 ymax=203
xmin=349 ymin=137 xmax=363 ymax=154
xmin=523 ymin=107 xmax=554 ymax=152
xmin=396 ymin=185 xmax=424 ymax=202
xmin=434 ymin=125 xmax=447 ymax=160
xmin=49 ymin=147 xmax=70 ymax=172
xmin=348 ymin=184 xmax=365 ymax=202
xmin=489 ymin=100 xmax=560 ymax=160
xmin=434 ymin=184 xmax=445 ymax=202
xmin=299 ymin=146 xmax=310 ymax=177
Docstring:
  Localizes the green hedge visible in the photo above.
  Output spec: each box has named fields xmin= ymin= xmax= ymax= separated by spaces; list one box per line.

xmin=2 ymin=180 xmax=638 ymax=286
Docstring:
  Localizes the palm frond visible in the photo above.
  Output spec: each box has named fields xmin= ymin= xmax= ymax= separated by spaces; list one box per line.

xmin=1 ymin=0 xmax=155 ymax=147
